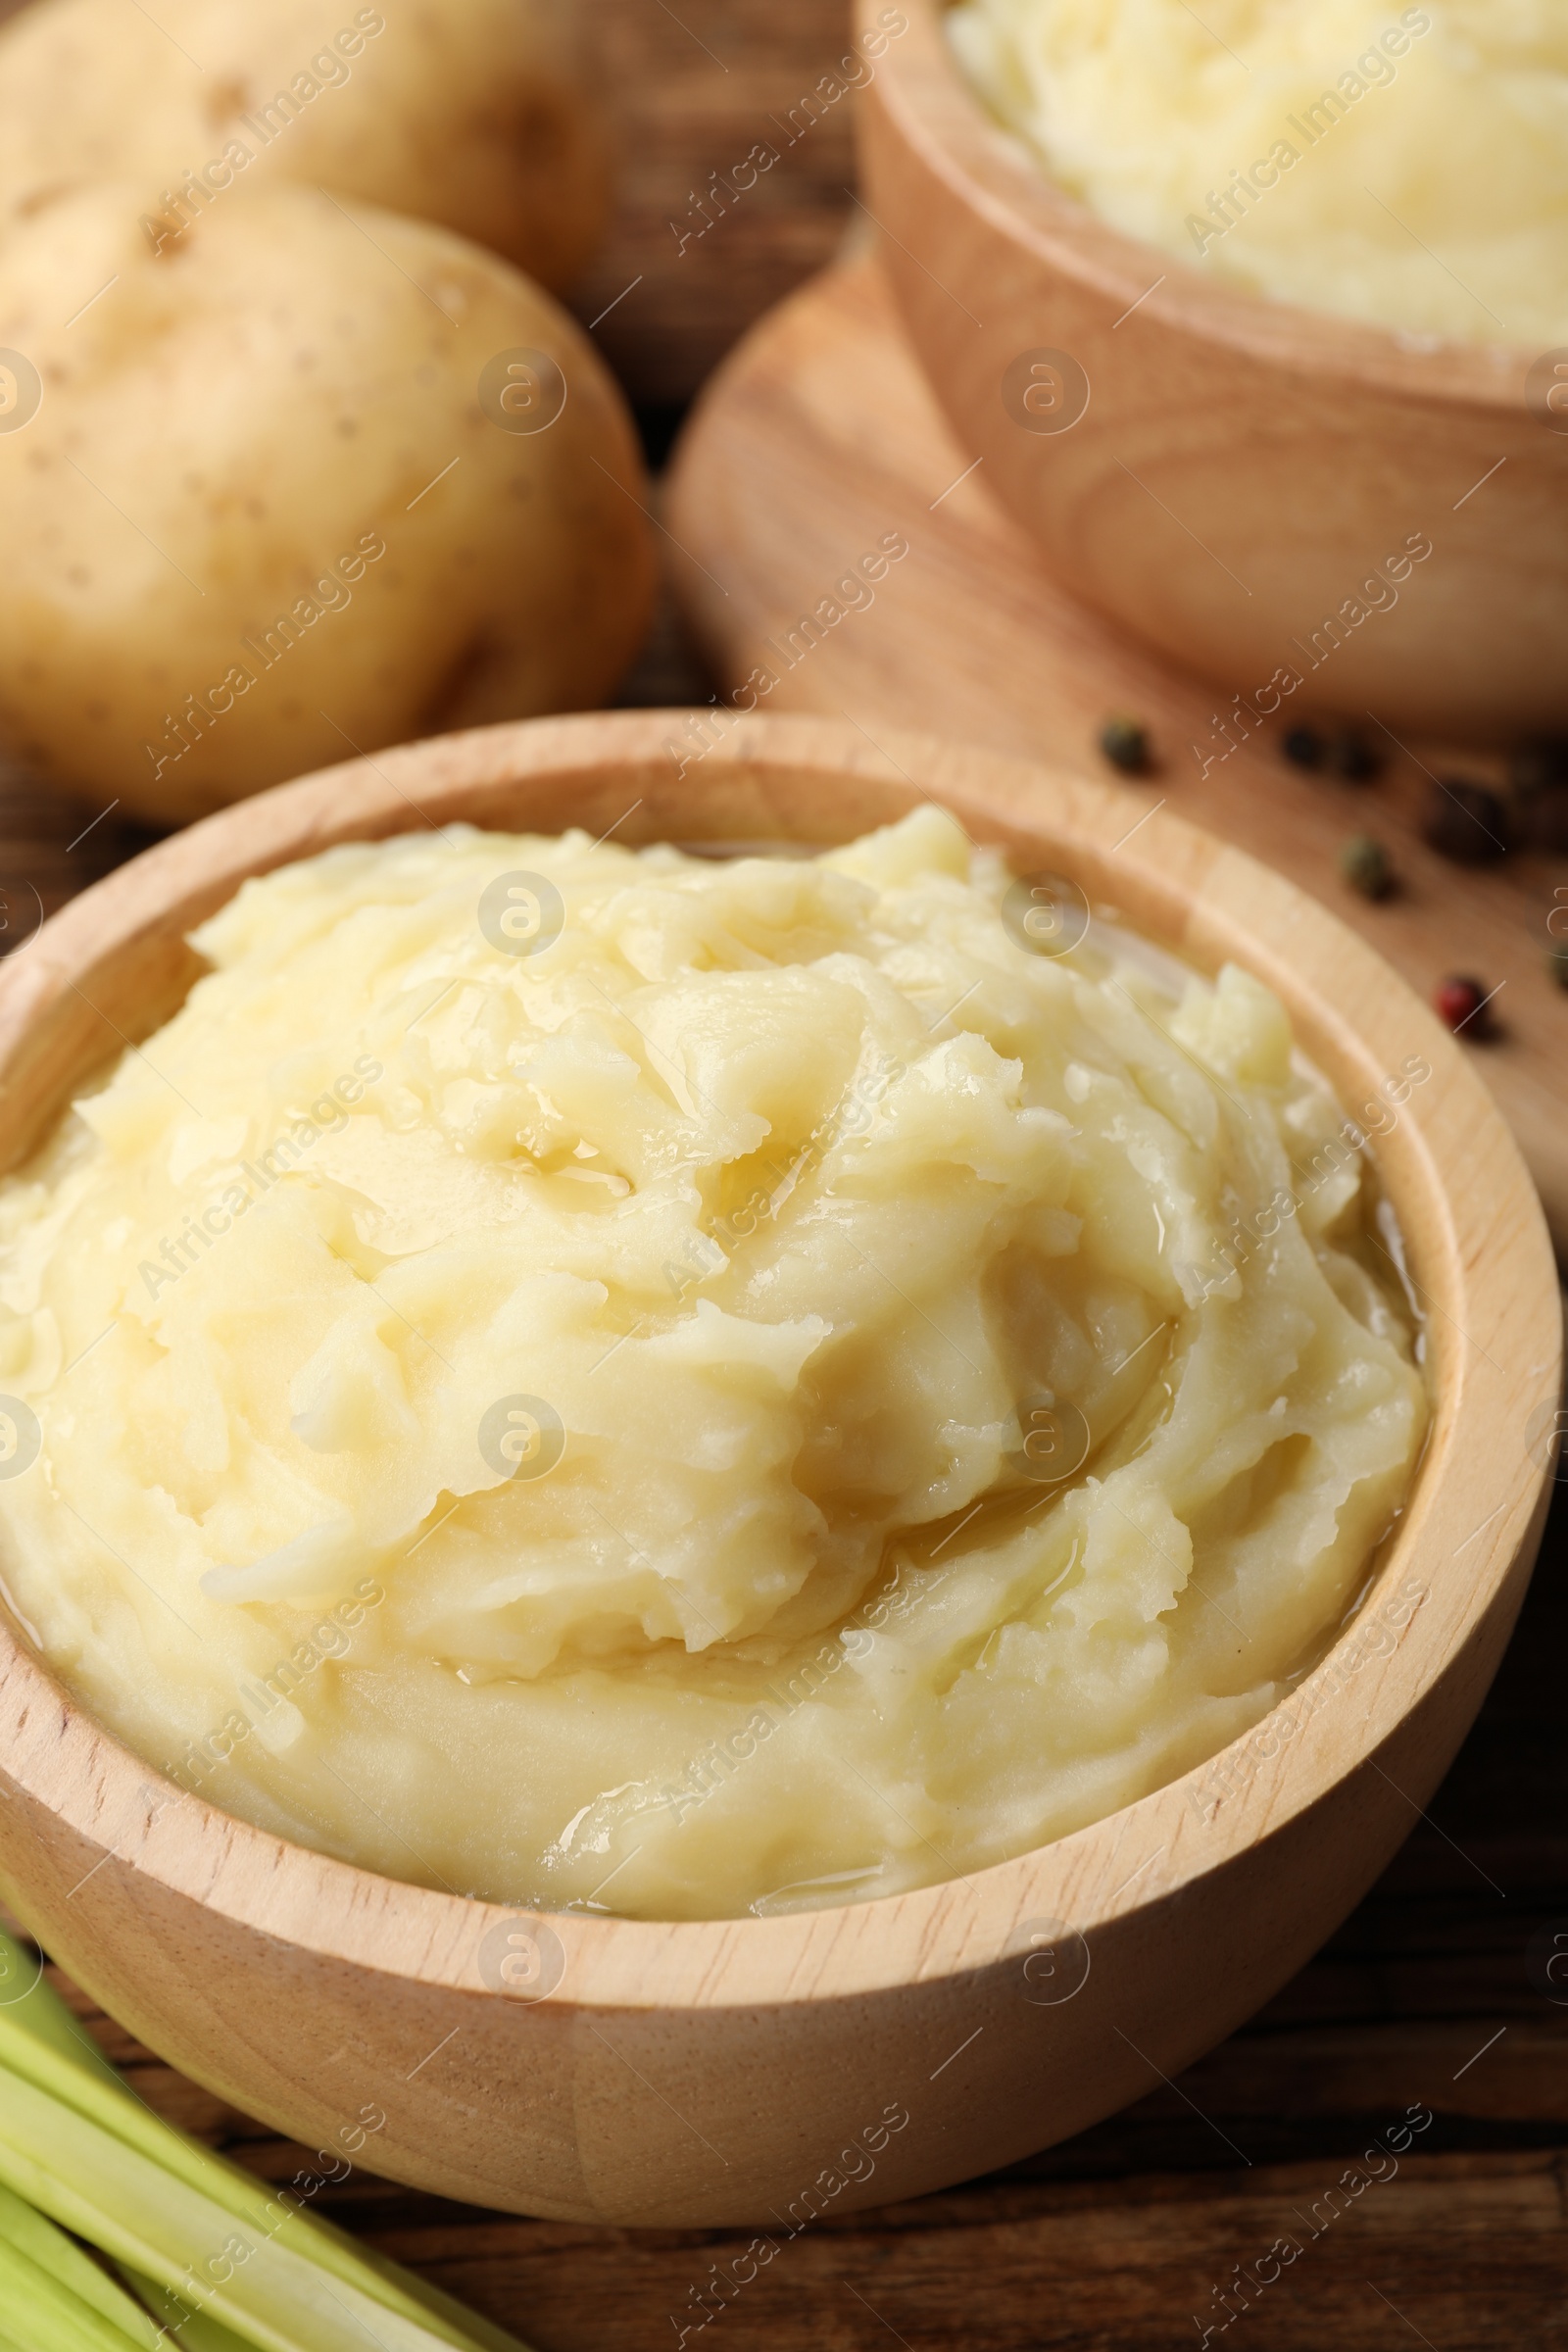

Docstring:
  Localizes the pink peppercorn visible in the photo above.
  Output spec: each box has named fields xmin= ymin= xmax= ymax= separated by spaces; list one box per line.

xmin=1435 ymin=976 xmax=1489 ymax=1035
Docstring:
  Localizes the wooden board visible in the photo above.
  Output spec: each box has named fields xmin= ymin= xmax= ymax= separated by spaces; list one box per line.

xmin=664 ymin=251 xmax=1568 ymax=1251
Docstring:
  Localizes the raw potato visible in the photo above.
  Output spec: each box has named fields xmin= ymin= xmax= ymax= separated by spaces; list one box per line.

xmin=0 ymin=181 xmax=656 ymax=823
xmin=0 ymin=0 xmax=610 ymax=294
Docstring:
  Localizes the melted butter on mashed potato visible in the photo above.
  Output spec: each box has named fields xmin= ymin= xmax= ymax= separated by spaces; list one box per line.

xmin=0 ymin=810 xmax=1426 ymax=1918
xmin=946 ymin=0 xmax=1568 ymax=347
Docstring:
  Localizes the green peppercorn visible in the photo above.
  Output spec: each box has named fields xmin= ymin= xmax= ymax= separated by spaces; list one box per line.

xmin=1098 ymin=714 xmax=1152 ymax=776
xmin=1340 ymin=834 xmax=1395 ymax=901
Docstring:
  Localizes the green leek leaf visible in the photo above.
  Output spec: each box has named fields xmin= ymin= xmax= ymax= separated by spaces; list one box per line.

xmin=0 ymin=1930 xmax=533 ymax=2352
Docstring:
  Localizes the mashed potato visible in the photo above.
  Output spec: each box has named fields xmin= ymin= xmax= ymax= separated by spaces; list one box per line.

xmin=0 ymin=810 xmax=1427 ymax=1918
xmin=946 ymin=0 xmax=1568 ymax=346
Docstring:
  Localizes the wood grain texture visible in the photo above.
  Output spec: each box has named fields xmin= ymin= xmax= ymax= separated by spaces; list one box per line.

xmin=857 ymin=0 xmax=1568 ymax=736
xmin=567 ymin=0 xmax=858 ymax=405
xmin=663 ymin=251 xmax=1568 ymax=1250
xmin=0 ymin=710 xmax=1556 ymax=2235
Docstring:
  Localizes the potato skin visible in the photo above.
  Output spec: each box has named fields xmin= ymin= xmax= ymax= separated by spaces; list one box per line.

xmin=0 ymin=183 xmax=656 ymax=822
xmin=0 ymin=0 xmax=611 ymax=293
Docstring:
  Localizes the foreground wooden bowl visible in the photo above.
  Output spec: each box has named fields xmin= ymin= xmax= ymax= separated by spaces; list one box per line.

xmin=0 ymin=711 xmax=1556 ymax=2226
xmin=859 ymin=0 xmax=1568 ymax=735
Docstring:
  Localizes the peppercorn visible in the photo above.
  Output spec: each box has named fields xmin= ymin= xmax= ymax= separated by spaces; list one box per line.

xmin=1509 ymin=738 xmax=1568 ymax=800
xmin=1423 ymin=778 xmax=1510 ymax=864
xmin=1282 ymin=725 xmax=1327 ymax=770
xmin=1099 ymin=713 xmax=1152 ymax=776
xmin=1435 ymin=975 xmax=1492 ymax=1035
xmin=1529 ymin=799 xmax=1568 ymax=854
xmin=1340 ymin=834 xmax=1395 ymax=900
xmin=1327 ymin=731 xmax=1382 ymax=782
xmin=1506 ymin=739 xmax=1568 ymax=850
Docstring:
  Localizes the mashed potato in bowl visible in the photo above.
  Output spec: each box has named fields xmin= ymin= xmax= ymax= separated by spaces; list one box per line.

xmin=946 ymin=0 xmax=1568 ymax=347
xmin=0 ymin=809 xmax=1427 ymax=1919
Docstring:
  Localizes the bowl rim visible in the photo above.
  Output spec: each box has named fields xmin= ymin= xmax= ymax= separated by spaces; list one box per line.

xmin=861 ymin=0 xmax=1541 ymax=408
xmin=0 ymin=709 xmax=1555 ymax=2018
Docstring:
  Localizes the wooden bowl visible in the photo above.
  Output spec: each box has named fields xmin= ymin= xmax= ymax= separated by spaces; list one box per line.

xmin=0 ymin=711 xmax=1555 ymax=2227
xmin=858 ymin=0 xmax=1568 ymax=737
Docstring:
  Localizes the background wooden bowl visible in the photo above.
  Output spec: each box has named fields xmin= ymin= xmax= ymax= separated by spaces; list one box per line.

xmin=0 ymin=710 xmax=1555 ymax=2228
xmin=858 ymin=0 xmax=1568 ymax=737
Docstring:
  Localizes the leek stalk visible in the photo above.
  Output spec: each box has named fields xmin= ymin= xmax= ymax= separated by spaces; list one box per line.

xmin=0 ymin=1930 xmax=532 ymax=2352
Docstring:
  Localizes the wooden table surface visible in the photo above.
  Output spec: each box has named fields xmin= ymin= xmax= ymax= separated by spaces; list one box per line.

xmin=2 ymin=1 xmax=1566 ymax=2342
xmin=570 ymin=0 xmax=858 ymax=411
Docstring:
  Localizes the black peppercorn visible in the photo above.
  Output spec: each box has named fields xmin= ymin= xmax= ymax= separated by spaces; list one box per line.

xmin=1526 ymin=798 xmax=1568 ymax=854
xmin=1508 ymin=739 xmax=1568 ymax=850
xmin=1340 ymin=835 xmax=1395 ymax=900
xmin=1327 ymin=731 xmax=1382 ymax=782
xmin=1509 ymin=738 xmax=1568 ymax=800
xmin=1099 ymin=714 xmax=1152 ymax=776
xmin=1423 ymin=778 xmax=1510 ymax=864
xmin=1282 ymin=725 xmax=1327 ymax=770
